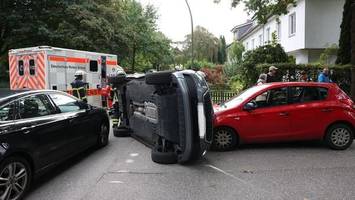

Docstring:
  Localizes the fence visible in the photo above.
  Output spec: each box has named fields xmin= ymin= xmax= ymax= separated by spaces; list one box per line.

xmin=210 ymin=90 xmax=237 ymax=104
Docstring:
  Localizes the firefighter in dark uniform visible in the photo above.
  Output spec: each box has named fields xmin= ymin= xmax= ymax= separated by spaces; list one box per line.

xmin=71 ymin=70 xmax=88 ymax=103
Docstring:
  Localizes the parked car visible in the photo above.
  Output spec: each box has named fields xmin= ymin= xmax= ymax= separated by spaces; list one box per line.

xmin=0 ymin=89 xmax=110 ymax=200
xmin=213 ymin=82 xmax=355 ymax=151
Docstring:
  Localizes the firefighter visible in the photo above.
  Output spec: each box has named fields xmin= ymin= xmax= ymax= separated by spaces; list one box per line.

xmin=71 ymin=70 xmax=88 ymax=103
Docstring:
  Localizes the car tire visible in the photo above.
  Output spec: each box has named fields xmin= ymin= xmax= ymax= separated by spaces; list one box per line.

xmin=145 ymin=71 xmax=173 ymax=85
xmin=113 ymin=127 xmax=131 ymax=137
xmin=151 ymin=146 xmax=177 ymax=164
xmin=325 ymin=123 xmax=354 ymax=150
xmin=108 ymin=75 xmax=126 ymax=85
xmin=212 ymin=127 xmax=238 ymax=151
xmin=0 ymin=156 xmax=32 ymax=200
xmin=97 ymin=122 xmax=109 ymax=147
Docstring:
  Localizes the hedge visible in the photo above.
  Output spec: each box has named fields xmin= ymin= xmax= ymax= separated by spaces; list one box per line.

xmin=256 ymin=63 xmax=353 ymax=94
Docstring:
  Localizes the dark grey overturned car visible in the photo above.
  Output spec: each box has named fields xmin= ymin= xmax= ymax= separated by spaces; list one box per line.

xmin=109 ymin=70 xmax=214 ymax=164
xmin=0 ymin=90 xmax=110 ymax=200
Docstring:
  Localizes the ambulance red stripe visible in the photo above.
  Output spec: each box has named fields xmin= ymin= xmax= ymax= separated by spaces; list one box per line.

xmin=37 ymin=53 xmax=46 ymax=89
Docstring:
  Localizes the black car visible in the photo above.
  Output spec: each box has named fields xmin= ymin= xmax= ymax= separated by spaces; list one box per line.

xmin=108 ymin=70 xmax=214 ymax=164
xmin=0 ymin=89 xmax=110 ymax=200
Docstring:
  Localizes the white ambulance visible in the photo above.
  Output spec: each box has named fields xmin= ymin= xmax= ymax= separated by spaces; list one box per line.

xmin=8 ymin=46 xmax=121 ymax=107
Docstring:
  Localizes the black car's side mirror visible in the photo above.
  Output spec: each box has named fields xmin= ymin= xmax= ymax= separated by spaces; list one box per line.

xmin=243 ymin=102 xmax=257 ymax=111
xmin=77 ymin=101 xmax=89 ymax=110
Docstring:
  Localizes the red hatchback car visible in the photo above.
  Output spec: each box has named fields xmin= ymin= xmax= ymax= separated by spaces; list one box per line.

xmin=213 ymin=82 xmax=355 ymax=151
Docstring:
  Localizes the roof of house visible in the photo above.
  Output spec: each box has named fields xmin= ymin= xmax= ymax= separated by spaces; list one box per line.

xmin=231 ymin=20 xmax=254 ymax=41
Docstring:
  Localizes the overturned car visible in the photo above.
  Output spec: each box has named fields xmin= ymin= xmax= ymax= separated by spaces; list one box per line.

xmin=108 ymin=70 xmax=214 ymax=164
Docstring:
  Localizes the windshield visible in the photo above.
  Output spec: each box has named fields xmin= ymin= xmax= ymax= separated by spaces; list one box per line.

xmin=223 ymin=85 xmax=268 ymax=108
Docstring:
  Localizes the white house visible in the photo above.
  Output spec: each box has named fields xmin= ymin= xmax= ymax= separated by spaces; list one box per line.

xmin=231 ymin=0 xmax=345 ymax=64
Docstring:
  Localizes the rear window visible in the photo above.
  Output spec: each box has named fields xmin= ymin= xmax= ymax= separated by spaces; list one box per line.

xmin=289 ymin=86 xmax=328 ymax=104
xmin=335 ymin=87 xmax=350 ymax=100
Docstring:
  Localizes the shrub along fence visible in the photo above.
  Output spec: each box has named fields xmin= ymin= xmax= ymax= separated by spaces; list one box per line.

xmin=257 ymin=63 xmax=352 ymax=94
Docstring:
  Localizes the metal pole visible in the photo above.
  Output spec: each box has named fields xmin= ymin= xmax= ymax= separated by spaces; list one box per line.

xmin=184 ymin=0 xmax=194 ymax=69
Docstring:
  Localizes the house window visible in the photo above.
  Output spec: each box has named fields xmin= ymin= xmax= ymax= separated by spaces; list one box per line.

xmin=245 ymin=42 xmax=249 ymax=50
xmin=259 ymin=34 xmax=263 ymax=46
xmin=89 ymin=60 xmax=98 ymax=72
xmin=289 ymin=13 xmax=296 ymax=36
xmin=18 ymin=60 xmax=24 ymax=76
xmin=29 ymin=59 xmax=35 ymax=76
xmin=266 ymin=27 xmax=270 ymax=43
xmin=277 ymin=22 xmax=281 ymax=39
xmin=251 ymin=39 xmax=255 ymax=49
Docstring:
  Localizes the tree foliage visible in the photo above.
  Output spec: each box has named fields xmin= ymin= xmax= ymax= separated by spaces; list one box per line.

xmin=241 ymin=44 xmax=290 ymax=86
xmin=183 ymin=26 xmax=219 ymax=64
xmin=214 ymin=0 xmax=296 ymax=24
xmin=217 ymin=36 xmax=227 ymax=64
xmin=0 ymin=0 xmax=173 ymax=82
xmin=336 ymin=0 xmax=353 ymax=65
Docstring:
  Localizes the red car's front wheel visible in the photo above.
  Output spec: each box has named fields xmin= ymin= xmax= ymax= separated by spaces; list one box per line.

xmin=212 ymin=128 xmax=238 ymax=151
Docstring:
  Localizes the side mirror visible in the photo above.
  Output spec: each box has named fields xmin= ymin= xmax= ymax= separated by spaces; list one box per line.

xmin=77 ymin=101 xmax=89 ymax=110
xmin=243 ymin=102 xmax=257 ymax=111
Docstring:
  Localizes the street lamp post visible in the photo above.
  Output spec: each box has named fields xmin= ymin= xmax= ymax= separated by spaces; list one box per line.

xmin=184 ymin=0 xmax=194 ymax=68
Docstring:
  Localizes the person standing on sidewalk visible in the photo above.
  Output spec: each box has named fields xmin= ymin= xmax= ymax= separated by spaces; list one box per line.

xmin=266 ymin=66 xmax=278 ymax=83
xmin=318 ymin=67 xmax=332 ymax=83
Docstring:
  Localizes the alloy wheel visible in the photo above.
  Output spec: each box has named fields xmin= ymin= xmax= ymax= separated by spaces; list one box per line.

xmin=330 ymin=128 xmax=351 ymax=147
xmin=214 ymin=129 xmax=233 ymax=150
xmin=0 ymin=162 xmax=28 ymax=200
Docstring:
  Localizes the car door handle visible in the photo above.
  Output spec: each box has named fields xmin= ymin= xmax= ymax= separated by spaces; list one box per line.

xmin=279 ymin=112 xmax=289 ymax=116
xmin=321 ymin=108 xmax=333 ymax=112
xmin=21 ymin=125 xmax=36 ymax=134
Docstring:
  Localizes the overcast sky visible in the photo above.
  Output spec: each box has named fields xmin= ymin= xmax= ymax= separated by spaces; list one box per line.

xmin=138 ymin=0 xmax=249 ymax=44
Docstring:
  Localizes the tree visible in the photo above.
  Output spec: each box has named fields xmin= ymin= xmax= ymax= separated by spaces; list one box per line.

xmin=241 ymin=44 xmax=290 ymax=86
xmin=183 ymin=26 xmax=219 ymax=64
xmin=214 ymin=0 xmax=296 ymax=24
xmin=217 ymin=36 xmax=227 ymax=64
xmin=336 ymin=0 xmax=353 ymax=65
xmin=228 ymin=41 xmax=245 ymax=64
xmin=0 ymin=0 xmax=174 ymax=82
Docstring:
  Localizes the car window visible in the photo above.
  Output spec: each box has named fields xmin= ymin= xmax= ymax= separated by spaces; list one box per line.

xmin=289 ymin=86 xmax=328 ymax=104
xmin=18 ymin=95 xmax=55 ymax=119
xmin=49 ymin=93 xmax=81 ymax=113
xmin=0 ymin=102 xmax=16 ymax=121
xmin=251 ymin=87 xmax=288 ymax=108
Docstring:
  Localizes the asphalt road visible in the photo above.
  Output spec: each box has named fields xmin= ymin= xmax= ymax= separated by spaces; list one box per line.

xmin=26 ymin=131 xmax=355 ymax=200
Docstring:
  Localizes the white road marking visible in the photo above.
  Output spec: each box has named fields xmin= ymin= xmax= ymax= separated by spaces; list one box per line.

xmin=109 ymin=181 xmax=124 ymax=184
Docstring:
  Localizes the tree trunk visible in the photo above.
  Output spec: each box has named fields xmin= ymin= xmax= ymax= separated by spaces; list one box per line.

xmin=351 ymin=3 xmax=355 ymax=100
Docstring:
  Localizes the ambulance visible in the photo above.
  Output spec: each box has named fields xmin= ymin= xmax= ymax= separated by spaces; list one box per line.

xmin=8 ymin=46 xmax=120 ymax=107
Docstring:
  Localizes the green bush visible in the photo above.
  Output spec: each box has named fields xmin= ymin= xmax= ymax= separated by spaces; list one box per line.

xmin=257 ymin=63 xmax=352 ymax=93
xmin=241 ymin=44 xmax=290 ymax=87
xmin=185 ymin=60 xmax=214 ymax=70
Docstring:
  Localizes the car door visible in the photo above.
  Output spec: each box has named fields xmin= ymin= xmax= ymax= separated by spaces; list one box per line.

xmin=12 ymin=94 xmax=71 ymax=169
xmin=287 ymin=86 xmax=330 ymax=140
xmin=48 ymin=93 xmax=97 ymax=149
xmin=238 ymin=86 xmax=292 ymax=143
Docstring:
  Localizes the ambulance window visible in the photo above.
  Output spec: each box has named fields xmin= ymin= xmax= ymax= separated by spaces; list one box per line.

xmin=29 ymin=59 xmax=35 ymax=75
xmin=18 ymin=60 xmax=24 ymax=76
xmin=90 ymin=60 xmax=98 ymax=72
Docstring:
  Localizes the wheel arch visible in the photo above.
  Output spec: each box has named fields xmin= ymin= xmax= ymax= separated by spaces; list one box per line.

xmin=3 ymin=151 xmax=35 ymax=177
xmin=324 ymin=120 xmax=355 ymax=139
xmin=214 ymin=125 xmax=240 ymax=144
